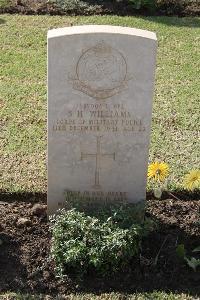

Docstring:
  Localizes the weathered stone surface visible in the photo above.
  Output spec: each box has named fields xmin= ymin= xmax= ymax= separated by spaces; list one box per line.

xmin=48 ymin=25 xmax=157 ymax=215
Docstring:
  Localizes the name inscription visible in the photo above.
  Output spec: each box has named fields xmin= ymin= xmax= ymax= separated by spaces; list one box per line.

xmin=52 ymin=103 xmax=146 ymax=133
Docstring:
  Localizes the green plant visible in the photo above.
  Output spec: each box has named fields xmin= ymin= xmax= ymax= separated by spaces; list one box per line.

xmin=0 ymin=0 xmax=12 ymax=10
xmin=50 ymin=208 xmax=146 ymax=277
xmin=147 ymin=161 xmax=169 ymax=199
xmin=50 ymin=0 xmax=101 ymax=14
xmin=65 ymin=192 xmax=146 ymax=225
xmin=156 ymin=0 xmax=187 ymax=15
xmin=148 ymin=162 xmax=200 ymax=200
xmin=176 ymin=244 xmax=200 ymax=272
xmin=128 ymin=0 xmax=156 ymax=13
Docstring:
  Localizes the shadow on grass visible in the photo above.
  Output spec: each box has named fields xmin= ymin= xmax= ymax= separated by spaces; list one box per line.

xmin=0 ymin=192 xmax=47 ymax=203
xmin=0 ymin=18 xmax=6 ymax=24
xmin=73 ymin=0 xmax=200 ymax=23
xmin=135 ymin=15 xmax=200 ymax=28
xmin=147 ymin=189 xmax=200 ymax=201
xmin=0 ymin=189 xmax=199 ymax=203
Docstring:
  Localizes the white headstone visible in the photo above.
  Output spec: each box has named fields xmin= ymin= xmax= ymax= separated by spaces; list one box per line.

xmin=48 ymin=25 xmax=157 ymax=215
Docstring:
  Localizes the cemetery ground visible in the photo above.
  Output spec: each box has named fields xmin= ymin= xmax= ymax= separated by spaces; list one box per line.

xmin=0 ymin=14 xmax=200 ymax=299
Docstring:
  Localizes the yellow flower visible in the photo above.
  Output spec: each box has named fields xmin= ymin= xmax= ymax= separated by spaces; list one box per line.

xmin=183 ymin=169 xmax=200 ymax=191
xmin=148 ymin=161 xmax=169 ymax=182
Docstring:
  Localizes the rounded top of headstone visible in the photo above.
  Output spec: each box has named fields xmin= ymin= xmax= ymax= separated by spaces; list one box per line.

xmin=48 ymin=25 xmax=157 ymax=41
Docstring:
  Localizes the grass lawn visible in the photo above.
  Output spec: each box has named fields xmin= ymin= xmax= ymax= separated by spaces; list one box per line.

xmin=0 ymin=15 xmax=199 ymax=194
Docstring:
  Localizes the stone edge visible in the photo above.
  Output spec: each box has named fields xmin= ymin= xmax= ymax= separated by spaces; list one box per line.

xmin=47 ymin=25 xmax=157 ymax=41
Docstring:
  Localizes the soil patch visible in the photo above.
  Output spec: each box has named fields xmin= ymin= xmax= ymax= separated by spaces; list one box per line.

xmin=0 ymin=196 xmax=199 ymax=296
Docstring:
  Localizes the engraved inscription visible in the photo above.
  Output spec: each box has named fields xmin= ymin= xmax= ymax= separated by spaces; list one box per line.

xmin=65 ymin=190 xmax=128 ymax=204
xmin=70 ymin=41 xmax=128 ymax=100
xmin=81 ymin=136 xmax=115 ymax=189
xmin=52 ymin=103 xmax=146 ymax=133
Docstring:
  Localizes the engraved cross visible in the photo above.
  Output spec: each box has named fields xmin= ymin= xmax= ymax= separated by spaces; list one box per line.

xmin=81 ymin=136 xmax=115 ymax=189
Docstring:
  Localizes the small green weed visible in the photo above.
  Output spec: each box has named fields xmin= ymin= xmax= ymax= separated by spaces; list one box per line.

xmin=176 ymin=244 xmax=200 ymax=272
xmin=50 ymin=0 xmax=101 ymax=14
xmin=0 ymin=0 xmax=12 ymax=10
xmin=129 ymin=0 xmax=156 ymax=12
